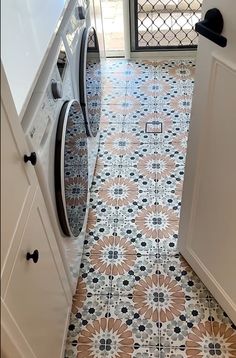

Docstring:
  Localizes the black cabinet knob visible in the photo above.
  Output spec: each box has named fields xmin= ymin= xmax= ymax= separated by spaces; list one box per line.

xmin=26 ymin=250 xmax=39 ymax=263
xmin=24 ymin=152 xmax=37 ymax=166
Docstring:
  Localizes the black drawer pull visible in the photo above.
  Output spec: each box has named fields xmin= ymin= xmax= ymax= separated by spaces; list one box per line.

xmin=195 ymin=8 xmax=227 ymax=48
xmin=24 ymin=152 xmax=37 ymax=166
xmin=26 ymin=250 xmax=39 ymax=263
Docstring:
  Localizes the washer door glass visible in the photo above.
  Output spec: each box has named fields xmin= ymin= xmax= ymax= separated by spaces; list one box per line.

xmin=55 ymin=100 xmax=88 ymax=237
xmin=80 ymin=26 xmax=101 ymax=137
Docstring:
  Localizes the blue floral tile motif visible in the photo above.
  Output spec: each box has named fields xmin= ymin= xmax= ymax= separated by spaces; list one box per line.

xmin=108 ymin=295 xmax=160 ymax=346
xmin=159 ymin=297 xmax=212 ymax=348
xmin=88 ymin=190 xmax=118 ymax=222
xmin=96 ymin=147 xmax=122 ymax=166
xmin=111 ymin=255 xmax=159 ymax=296
xmin=156 ymin=190 xmax=182 ymax=218
xmin=158 ymin=254 xmax=211 ymax=299
xmin=78 ymin=254 xmax=112 ymax=295
xmin=86 ymin=219 xmax=117 ymax=237
xmin=121 ymin=143 xmax=156 ymax=167
xmin=99 ymin=122 xmax=123 ymax=141
xmin=114 ymin=166 xmax=157 ymax=192
xmin=100 ymin=105 xmax=125 ymax=124
xmin=158 ymin=229 xmax=179 ymax=257
xmin=156 ymin=165 xmax=185 ymax=193
xmin=65 ymin=293 xmax=109 ymax=358
xmin=100 ymin=58 xmax=129 ymax=73
xmin=65 ymin=59 xmax=236 ymax=358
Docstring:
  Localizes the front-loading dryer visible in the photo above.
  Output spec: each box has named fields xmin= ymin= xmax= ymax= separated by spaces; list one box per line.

xmin=62 ymin=0 xmax=101 ymax=188
xmin=61 ymin=0 xmax=102 ymax=134
xmin=62 ymin=1 xmax=86 ymax=101
xmin=79 ymin=25 xmax=101 ymax=138
xmin=22 ymin=39 xmax=91 ymax=294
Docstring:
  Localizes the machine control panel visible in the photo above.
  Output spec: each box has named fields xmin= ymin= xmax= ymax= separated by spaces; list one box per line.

xmin=24 ymin=36 xmax=75 ymax=154
xmin=65 ymin=1 xmax=85 ymax=50
xmin=25 ymin=67 xmax=62 ymax=151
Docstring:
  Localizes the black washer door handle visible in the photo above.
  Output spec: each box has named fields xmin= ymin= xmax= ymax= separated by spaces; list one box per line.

xmin=26 ymin=250 xmax=39 ymax=263
xmin=195 ymin=8 xmax=227 ymax=48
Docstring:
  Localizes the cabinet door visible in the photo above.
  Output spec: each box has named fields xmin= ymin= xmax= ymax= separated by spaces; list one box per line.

xmin=1 ymin=299 xmax=36 ymax=358
xmin=4 ymin=188 xmax=70 ymax=358
xmin=1 ymin=65 xmax=37 ymax=274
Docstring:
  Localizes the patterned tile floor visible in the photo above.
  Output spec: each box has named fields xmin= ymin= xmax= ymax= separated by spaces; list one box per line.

xmin=65 ymin=59 xmax=236 ymax=358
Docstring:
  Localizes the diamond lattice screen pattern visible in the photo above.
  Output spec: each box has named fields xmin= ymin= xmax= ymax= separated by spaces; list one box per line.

xmin=137 ymin=0 xmax=203 ymax=48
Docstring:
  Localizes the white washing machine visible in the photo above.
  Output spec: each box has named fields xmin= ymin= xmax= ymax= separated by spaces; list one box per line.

xmin=22 ymin=39 xmax=92 ymax=294
xmin=61 ymin=0 xmax=101 ymax=188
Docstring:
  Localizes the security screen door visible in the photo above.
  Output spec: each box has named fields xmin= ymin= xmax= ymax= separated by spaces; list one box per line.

xmin=130 ymin=0 xmax=202 ymax=50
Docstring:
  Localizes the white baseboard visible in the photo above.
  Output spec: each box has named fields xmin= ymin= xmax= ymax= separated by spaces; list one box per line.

xmin=130 ymin=50 xmax=197 ymax=59
xmin=181 ymin=246 xmax=236 ymax=325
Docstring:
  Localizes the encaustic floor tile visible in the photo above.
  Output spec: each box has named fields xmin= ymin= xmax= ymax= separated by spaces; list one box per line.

xmin=158 ymin=295 xmax=213 ymax=349
xmin=206 ymin=297 xmax=236 ymax=357
xmin=156 ymin=142 xmax=187 ymax=167
xmin=157 ymin=229 xmax=179 ymax=257
xmin=110 ymin=254 xmax=159 ymax=296
xmin=100 ymin=133 xmax=142 ymax=154
xmin=99 ymin=122 xmax=124 ymax=141
xmin=114 ymin=203 xmax=179 ymax=240
xmin=65 ymin=293 xmax=109 ymax=357
xmin=108 ymin=294 xmax=160 ymax=347
xmin=121 ymin=110 xmax=182 ymax=134
xmin=100 ymin=105 xmax=126 ymax=124
xmin=156 ymin=190 xmax=182 ymax=219
xmin=85 ymin=211 xmax=117 ymax=232
xmin=91 ymin=165 xmax=122 ymax=192
xmin=126 ymin=87 xmax=157 ymax=106
xmin=116 ymin=166 xmax=158 ymax=192
xmin=121 ymin=151 xmax=174 ymax=172
xmin=83 ymin=228 xmax=117 ymax=257
xmin=88 ymin=190 xmax=119 ymax=222
xmin=78 ymin=254 xmax=113 ymax=295
xmin=158 ymin=254 xmax=211 ymax=299
xmin=120 ymin=143 xmax=156 ymax=167
xmin=96 ymin=147 xmax=122 ymax=167
xmin=115 ymin=233 xmax=158 ymax=257
xmin=156 ymin=165 xmax=185 ymax=193
xmin=100 ymin=87 xmax=127 ymax=105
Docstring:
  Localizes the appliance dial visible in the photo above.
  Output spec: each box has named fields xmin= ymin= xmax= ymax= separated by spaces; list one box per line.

xmin=76 ymin=6 xmax=86 ymax=20
xmin=51 ymin=80 xmax=63 ymax=99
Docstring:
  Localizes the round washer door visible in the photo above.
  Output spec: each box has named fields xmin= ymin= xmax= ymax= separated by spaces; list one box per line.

xmin=55 ymin=100 xmax=88 ymax=237
xmin=80 ymin=26 xmax=101 ymax=137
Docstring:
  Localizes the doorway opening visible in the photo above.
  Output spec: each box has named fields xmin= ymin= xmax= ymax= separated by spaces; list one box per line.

xmin=101 ymin=0 xmax=125 ymax=57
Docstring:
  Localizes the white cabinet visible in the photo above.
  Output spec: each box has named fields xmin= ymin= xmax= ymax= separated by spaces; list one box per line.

xmin=1 ymin=91 xmax=36 ymax=276
xmin=1 ymin=64 xmax=71 ymax=357
xmin=4 ymin=188 xmax=69 ymax=358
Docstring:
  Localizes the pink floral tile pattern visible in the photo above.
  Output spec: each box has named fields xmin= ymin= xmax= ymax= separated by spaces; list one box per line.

xmin=65 ymin=59 xmax=236 ymax=358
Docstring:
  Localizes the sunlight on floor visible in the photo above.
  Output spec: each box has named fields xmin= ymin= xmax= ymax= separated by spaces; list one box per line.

xmin=101 ymin=0 xmax=125 ymax=56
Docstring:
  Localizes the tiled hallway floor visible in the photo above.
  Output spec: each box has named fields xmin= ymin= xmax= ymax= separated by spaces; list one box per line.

xmin=65 ymin=59 xmax=236 ymax=358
